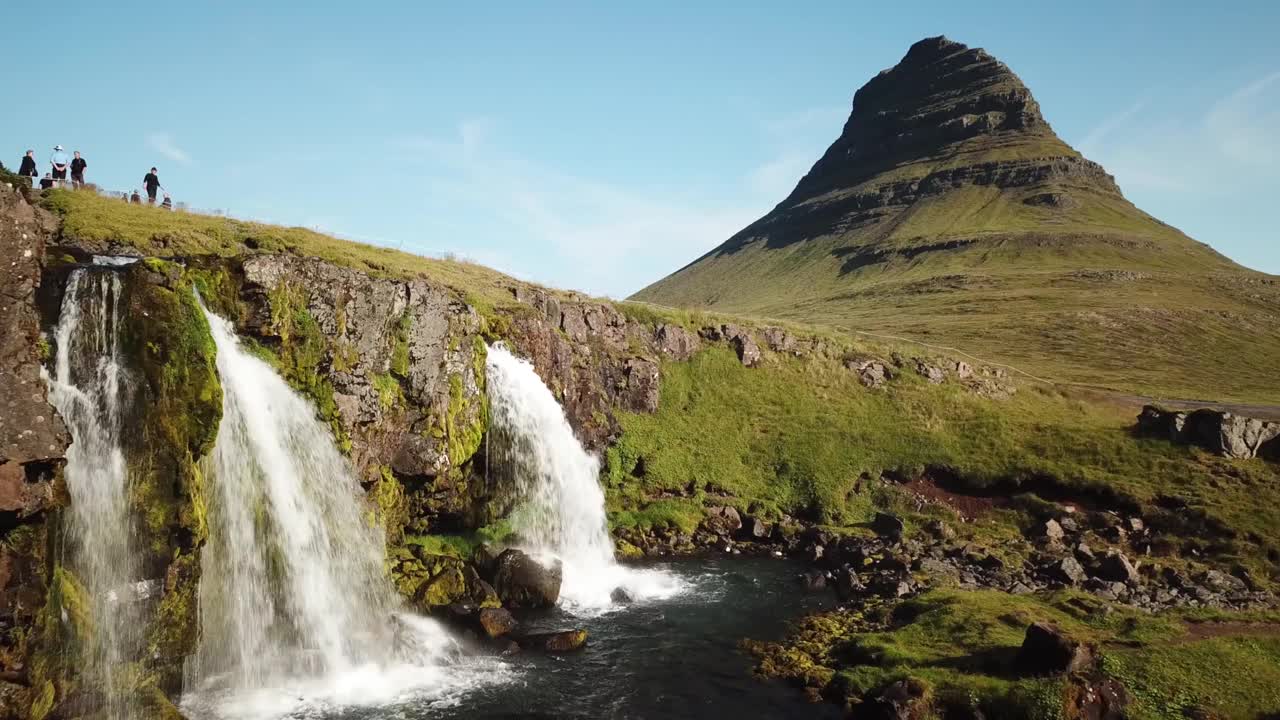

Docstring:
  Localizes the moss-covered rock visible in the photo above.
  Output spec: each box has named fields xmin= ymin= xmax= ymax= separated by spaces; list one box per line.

xmin=20 ymin=262 xmax=224 ymax=715
xmin=145 ymin=551 xmax=201 ymax=694
xmin=120 ymin=260 xmax=222 ymax=559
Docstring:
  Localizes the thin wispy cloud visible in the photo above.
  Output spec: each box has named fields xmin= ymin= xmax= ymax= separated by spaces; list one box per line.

xmin=1078 ymin=70 xmax=1280 ymax=195
xmin=762 ymin=106 xmax=848 ymax=139
xmin=1077 ymin=97 xmax=1149 ymax=154
xmin=1206 ymin=70 xmax=1280 ymax=167
xmin=403 ymin=119 xmax=792 ymax=297
xmin=146 ymin=132 xmax=192 ymax=165
xmin=747 ymin=149 xmax=814 ymax=198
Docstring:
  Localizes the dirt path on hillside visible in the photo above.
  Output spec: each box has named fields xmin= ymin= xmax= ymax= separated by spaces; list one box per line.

xmin=1071 ymin=387 xmax=1280 ymax=421
xmin=1180 ymin=620 xmax=1280 ymax=644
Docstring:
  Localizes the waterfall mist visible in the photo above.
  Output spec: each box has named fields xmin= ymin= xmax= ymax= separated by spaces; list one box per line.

xmin=45 ymin=267 xmax=141 ymax=720
xmin=182 ymin=305 xmax=506 ymax=719
xmin=485 ymin=344 xmax=685 ymax=612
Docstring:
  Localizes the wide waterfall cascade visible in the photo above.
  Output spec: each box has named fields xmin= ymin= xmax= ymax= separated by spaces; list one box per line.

xmin=485 ymin=344 xmax=686 ymax=612
xmin=45 ymin=267 xmax=140 ymax=720
xmin=184 ymin=306 xmax=508 ymax=719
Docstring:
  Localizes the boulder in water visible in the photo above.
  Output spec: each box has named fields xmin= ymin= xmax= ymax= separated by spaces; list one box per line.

xmin=493 ymin=549 xmax=562 ymax=608
xmin=801 ymin=569 xmax=827 ymax=592
xmin=517 ymin=629 xmax=588 ymax=653
xmin=610 ymin=587 xmax=634 ymax=604
xmin=478 ymin=607 xmax=518 ymax=638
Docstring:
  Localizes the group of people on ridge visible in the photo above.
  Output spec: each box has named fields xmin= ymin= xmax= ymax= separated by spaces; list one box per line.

xmin=14 ymin=145 xmax=172 ymax=208
xmin=18 ymin=146 xmax=87 ymax=190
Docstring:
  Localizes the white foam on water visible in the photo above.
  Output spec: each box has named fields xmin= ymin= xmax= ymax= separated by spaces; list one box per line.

xmin=485 ymin=344 xmax=688 ymax=615
xmin=182 ymin=615 xmax=514 ymax=720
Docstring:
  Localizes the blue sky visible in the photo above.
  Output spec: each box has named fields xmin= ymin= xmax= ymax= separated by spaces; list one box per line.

xmin=5 ymin=1 xmax=1278 ymax=296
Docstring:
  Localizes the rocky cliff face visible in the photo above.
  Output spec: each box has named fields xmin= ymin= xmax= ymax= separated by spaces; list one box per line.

xmin=502 ymin=287 xmax=699 ymax=450
xmin=0 ymin=187 xmax=68 ymax=512
xmin=235 ymin=254 xmax=486 ymax=482
xmin=0 ymin=186 xmax=68 ymax=716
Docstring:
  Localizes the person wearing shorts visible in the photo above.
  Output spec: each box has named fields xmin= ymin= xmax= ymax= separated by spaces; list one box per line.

xmin=70 ymin=151 xmax=87 ymax=188
xmin=50 ymin=145 xmax=69 ymax=185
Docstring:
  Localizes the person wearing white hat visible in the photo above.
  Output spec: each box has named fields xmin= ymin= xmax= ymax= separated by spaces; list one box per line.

xmin=49 ymin=145 xmax=69 ymax=187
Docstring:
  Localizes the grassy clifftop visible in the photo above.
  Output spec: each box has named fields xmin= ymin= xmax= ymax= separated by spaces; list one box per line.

xmin=40 ymin=189 xmax=521 ymax=311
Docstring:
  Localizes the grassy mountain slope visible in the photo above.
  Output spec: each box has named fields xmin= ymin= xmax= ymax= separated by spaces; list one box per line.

xmin=632 ymin=37 xmax=1280 ymax=403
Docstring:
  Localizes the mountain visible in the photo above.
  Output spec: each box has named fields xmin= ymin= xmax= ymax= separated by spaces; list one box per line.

xmin=633 ymin=36 xmax=1280 ymax=402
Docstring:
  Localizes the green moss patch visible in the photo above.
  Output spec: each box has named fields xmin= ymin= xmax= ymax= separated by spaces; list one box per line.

xmin=751 ymin=589 xmax=1280 ymax=719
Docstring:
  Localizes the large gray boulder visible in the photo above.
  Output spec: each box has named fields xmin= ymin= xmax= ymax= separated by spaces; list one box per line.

xmin=654 ymin=323 xmax=699 ymax=360
xmin=492 ymin=549 xmax=562 ymax=608
xmin=1137 ymin=405 xmax=1280 ymax=460
xmin=1094 ymin=550 xmax=1140 ymax=585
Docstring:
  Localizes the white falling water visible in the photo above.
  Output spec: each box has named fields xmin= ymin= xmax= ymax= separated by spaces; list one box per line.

xmin=183 ymin=306 xmax=507 ymax=720
xmin=485 ymin=344 xmax=685 ymax=612
xmin=45 ymin=268 xmax=140 ymax=720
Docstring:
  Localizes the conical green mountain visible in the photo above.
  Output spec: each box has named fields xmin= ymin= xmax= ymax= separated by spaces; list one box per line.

xmin=633 ymin=36 xmax=1280 ymax=402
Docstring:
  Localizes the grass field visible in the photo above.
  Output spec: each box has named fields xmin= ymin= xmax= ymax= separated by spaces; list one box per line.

xmin=605 ymin=347 xmax=1280 ymax=579
xmin=633 ymin=180 xmax=1280 ymax=403
xmin=747 ymin=588 xmax=1280 ymax=719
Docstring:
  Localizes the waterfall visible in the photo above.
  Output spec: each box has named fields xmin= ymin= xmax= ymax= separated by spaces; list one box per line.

xmin=46 ymin=267 xmax=140 ymax=720
xmin=183 ymin=305 xmax=505 ymax=719
xmin=485 ymin=344 xmax=684 ymax=612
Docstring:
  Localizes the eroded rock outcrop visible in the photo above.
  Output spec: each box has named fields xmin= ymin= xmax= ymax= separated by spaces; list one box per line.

xmin=0 ymin=186 xmax=68 ymax=510
xmin=0 ymin=186 xmax=68 ymax=701
xmin=238 ymin=255 xmax=486 ymax=481
xmin=1137 ymin=405 xmax=1280 ymax=460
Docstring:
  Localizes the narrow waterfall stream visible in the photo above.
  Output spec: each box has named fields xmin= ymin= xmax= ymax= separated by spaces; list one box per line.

xmin=485 ymin=344 xmax=685 ymax=612
xmin=46 ymin=266 xmax=140 ymax=720
xmin=182 ymin=306 xmax=506 ymax=720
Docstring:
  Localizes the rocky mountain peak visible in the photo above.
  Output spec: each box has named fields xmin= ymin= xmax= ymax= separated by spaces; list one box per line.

xmin=782 ymin=36 xmax=1077 ymax=208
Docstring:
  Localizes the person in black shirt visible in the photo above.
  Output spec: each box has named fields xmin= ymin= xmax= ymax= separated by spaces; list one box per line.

xmin=143 ymin=167 xmax=162 ymax=204
xmin=17 ymin=151 xmax=38 ymax=185
xmin=39 ymin=173 xmax=54 ymax=190
xmin=70 ymin=152 xmax=87 ymax=189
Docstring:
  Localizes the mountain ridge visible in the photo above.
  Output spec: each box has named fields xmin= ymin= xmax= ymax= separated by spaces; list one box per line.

xmin=633 ymin=36 xmax=1280 ymax=403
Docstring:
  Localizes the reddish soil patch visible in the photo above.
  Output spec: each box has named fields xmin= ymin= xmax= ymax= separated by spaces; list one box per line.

xmin=901 ymin=476 xmax=1004 ymax=520
xmin=1181 ymin=620 xmax=1280 ymax=644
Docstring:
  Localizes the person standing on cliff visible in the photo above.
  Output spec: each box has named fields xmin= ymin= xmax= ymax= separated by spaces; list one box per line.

xmin=50 ymin=146 xmax=69 ymax=187
xmin=70 ymin=151 xmax=87 ymax=189
xmin=17 ymin=151 xmax=38 ymax=185
xmin=143 ymin=167 xmax=162 ymax=204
